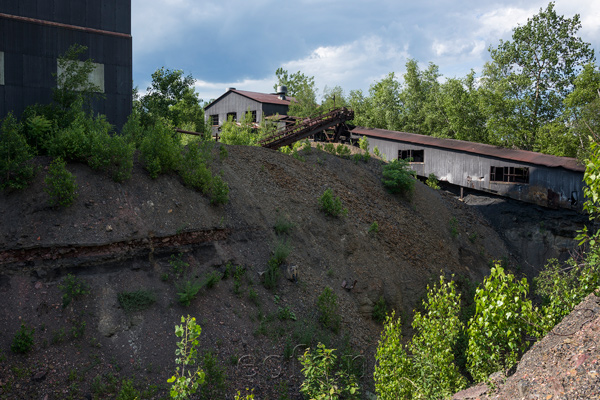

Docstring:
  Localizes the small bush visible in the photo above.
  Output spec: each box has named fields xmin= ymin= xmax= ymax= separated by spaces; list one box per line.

xmin=272 ymin=238 xmax=292 ymax=266
xmin=203 ymin=271 xmax=221 ymax=289
xmin=449 ymin=217 xmax=459 ymax=238
xmin=44 ymin=157 xmax=78 ymax=207
xmin=382 ymin=159 xmax=416 ymax=194
xmin=11 ymin=323 xmax=35 ymax=354
xmin=139 ymin=119 xmax=181 ymax=178
xmin=88 ymin=132 xmax=135 ymax=182
xmin=319 ymin=188 xmax=347 ymax=217
xmin=278 ymin=306 xmax=297 ymax=321
xmin=317 ymin=287 xmax=341 ymax=333
xmin=0 ymin=114 xmax=35 ymax=190
xmin=248 ymin=288 xmax=259 ymax=306
xmin=118 ymin=290 xmax=156 ymax=313
xmin=372 ymin=296 xmax=387 ymax=324
xmin=335 ymin=144 xmax=351 ymax=158
xmin=59 ymin=274 xmax=90 ymax=307
xmin=368 ymin=221 xmax=379 ymax=234
xmin=178 ymin=143 xmax=212 ymax=193
xmin=426 ymin=173 xmax=440 ymax=189
xmin=116 ymin=379 xmax=141 ymax=400
xmin=198 ymin=351 xmax=227 ymax=400
xmin=210 ymin=174 xmax=229 ymax=205
xmin=274 ymin=214 xmax=295 ymax=235
xmin=169 ymin=253 xmax=189 ymax=276
xmin=177 ymin=280 xmax=203 ymax=306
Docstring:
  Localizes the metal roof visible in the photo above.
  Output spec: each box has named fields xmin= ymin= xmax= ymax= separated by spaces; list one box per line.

xmin=351 ymin=126 xmax=585 ymax=173
xmin=204 ymin=89 xmax=295 ymax=110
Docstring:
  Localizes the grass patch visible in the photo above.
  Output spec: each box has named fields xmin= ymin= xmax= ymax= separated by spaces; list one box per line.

xmin=118 ymin=290 xmax=156 ymax=313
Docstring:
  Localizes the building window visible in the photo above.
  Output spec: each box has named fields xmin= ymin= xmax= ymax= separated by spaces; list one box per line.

xmin=0 ymin=52 xmax=4 ymax=86
xmin=210 ymin=114 xmax=219 ymax=126
xmin=227 ymin=112 xmax=237 ymax=122
xmin=398 ymin=149 xmax=424 ymax=163
xmin=490 ymin=166 xmax=529 ymax=184
xmin=57 ymin=60 xmax=105 ymax=93
xmin=249 ymin=110 xmax=257 ymax=123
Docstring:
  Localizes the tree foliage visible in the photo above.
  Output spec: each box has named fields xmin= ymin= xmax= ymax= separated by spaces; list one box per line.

xmin=275 ymin=68 xmax=318 ymax=118
xmin=482 ymin=2 xmax=595 ymax=151
xmin=139 ymin=67 xmax=206 ymax=132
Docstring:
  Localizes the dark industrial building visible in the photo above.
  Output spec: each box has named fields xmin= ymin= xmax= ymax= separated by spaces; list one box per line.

xmin=0 ymin=0 xmax=132 ymax=129
xmin=204 ymin=87 xmax=294 ymax=135
xmin=352 ymin=127 xmax=586 ymax=211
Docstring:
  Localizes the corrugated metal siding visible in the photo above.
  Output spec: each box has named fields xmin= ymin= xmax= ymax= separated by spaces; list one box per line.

xmin=364 ymin=135 xmax=585 ymax=211
xmin=0 ymin=1 xmax=132 ymax=129
xmin=0 ymin=0 xmax=131 ymax=34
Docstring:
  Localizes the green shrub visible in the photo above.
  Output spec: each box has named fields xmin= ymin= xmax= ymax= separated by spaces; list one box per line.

xmin=59 ymin=273 xmax=90 ymax=307
xmin=247 ymin=288 xmax=259 ymax=306
xmin=319 ymin=188 xmax=347 ymax=217
xmin=373 ymin=146 xmax=386 ymax=161
xmin=176 ymin=280 xmax=203 ymax=306
xmin=274 ymin=214 xmax=295 ymax=235
xmin=11 ymin=323 xmax=35 ymax=354
xmin=88 ymin=131 xmax=135 ymax=182
xmin=169 ymin=253 xmax=190 ymax=277
xmin=277 ymin=306 xmax=297 ymax=321
xmin=372 ymin=296 xmax=387 ymax=324
xmin=317 ymin=287 xmax=341 ymax=333
xmin=118 ymin=290 xmax=156 ymax=313
xmin=178 ymin=143 xmax=212 ymax=193
xmin=534 ymin=244 xmax=600 ymax=336
xmin=0 ymin=114 xmax=35 ymax=190
xmin=449 ymin=217 xmax=459 ymax=238
xmin=382 ymin=159 xmax=416 ymax=194
xmin=410 ymin=277 xmax=467 ymax=398
xmin=44 ymin=157 xmax=78 ymax=207
xmin=168 ymin=315 xmax=205 ymax=399
xmin=272 ymin=238 xmax=292 ymax=266
xmin=116 ymin=379 xmax=141 ymax=400
xmin=374 ymin=312 xmax=413 ymax=399
xmin=209 ymin=174 xmax=229 ymax=205
xmin=368 ymin=221 xmax=379 ymax=234
xmin=335 ymin=144 xmax=351 ymax=158
xmin=426 ymin=173 xmax=440 ymax=189
xmin=203 ymin=271 xmax=221 ymax=289
xmin=299 ymin=343 xmax=360 ymax=400
xmin=198 ymin=351 xmax=227 ymax=400
xmin=140 ymin=119 xmax=182 ymax=178
xmin=466 ymin=264 xmax=536 ymax=382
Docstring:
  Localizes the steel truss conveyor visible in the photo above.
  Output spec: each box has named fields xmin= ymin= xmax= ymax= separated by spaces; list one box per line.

xmin=259 ymin=107 xmax=354 ymax=150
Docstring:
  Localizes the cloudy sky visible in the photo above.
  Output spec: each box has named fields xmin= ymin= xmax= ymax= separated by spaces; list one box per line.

xmin=131 ymin=0 xmax=600 ymax=103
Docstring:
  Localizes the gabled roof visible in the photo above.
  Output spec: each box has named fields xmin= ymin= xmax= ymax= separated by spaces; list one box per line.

xmin=205 ymin=89 xmax=295 ymax=110
xmin=351 ymin=126 xmax=585 ymax=173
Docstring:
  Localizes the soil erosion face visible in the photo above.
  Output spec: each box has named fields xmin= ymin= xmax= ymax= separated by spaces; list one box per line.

xmin=0 ymin=144 xmax=508 ymax=398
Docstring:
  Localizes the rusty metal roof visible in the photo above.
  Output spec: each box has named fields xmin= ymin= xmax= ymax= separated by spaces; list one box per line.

xmin=204 ymin=89 xmax=295 ymax=110
xmin=351 ymin=126 xmax=585 ymax=173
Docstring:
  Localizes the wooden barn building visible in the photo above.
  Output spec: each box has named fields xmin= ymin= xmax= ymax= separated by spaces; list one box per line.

xmin=0 ymin=0 xmax=132 ymax=129
xmin=204 ymin=87 xmax=294 ymax=135
xmin=351 ymin=127 xmax=586 ymax=211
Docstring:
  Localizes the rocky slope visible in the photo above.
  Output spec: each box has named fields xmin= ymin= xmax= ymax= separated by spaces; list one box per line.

xmin=0 ymin=143 xmax=534 ymax=399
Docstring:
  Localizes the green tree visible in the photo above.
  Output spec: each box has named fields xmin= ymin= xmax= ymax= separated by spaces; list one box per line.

xmin=168 ymin=315 xmax=205 ymax=399
xmin=365 ymin=72 xmax=402 ymax=130
xmin=0 ymin=114 xmax=35 ymax=190
xmin=374 ymin=312 xmax=413 ymax=399
xmin=410 ymin=277 xmax=467 ymax=399
xmin=466 ymin=264 xmax=536 ymax=382
xmin=482 ymin=2 xmax=595 ymax=151
xmin=140 ymin=67 xmax=206 ymax=132
xmin=274 ymin=68 xmax=318 ymax=117
xmin=564 ymin=63 xmax=600 ymax=159
xmin=321 ymin=85 xmax=348 ymax=110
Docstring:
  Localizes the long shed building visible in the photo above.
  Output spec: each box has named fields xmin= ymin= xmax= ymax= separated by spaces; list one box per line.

xmin=0 ymin=0 xmax=132 ymax=129
xmin=352 ymin=127 xmax=586 ymax=211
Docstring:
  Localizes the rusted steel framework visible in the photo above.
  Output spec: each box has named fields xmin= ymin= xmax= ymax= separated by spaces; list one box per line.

xmin=259 ymin=107 xmax=354 ymax=150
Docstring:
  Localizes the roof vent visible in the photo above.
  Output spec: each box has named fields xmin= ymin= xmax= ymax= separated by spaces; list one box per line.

xmin=277 ymin=85 xmax=287 ymax=100
xmin=227 ymin=87 xmax=236 ymax=92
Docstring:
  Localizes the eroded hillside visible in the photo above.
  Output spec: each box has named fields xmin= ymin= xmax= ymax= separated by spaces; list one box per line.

xmin=0 ymin=144 xmax=510 ymax=399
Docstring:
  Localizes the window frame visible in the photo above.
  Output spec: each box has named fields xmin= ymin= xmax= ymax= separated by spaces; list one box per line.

xmin=490 ymin=166 xmax=530 ymax=184
xmin=398 ymin=149 xmax=425 ymax=163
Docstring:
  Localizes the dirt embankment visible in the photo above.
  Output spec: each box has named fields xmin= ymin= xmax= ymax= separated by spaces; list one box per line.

xmin=0 ymin=144 xmax=512 ymax=399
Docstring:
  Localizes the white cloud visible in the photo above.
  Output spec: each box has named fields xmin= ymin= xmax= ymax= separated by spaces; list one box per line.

xmin=194 ymin=77 xmax=275 ymax=103
xmin=280 ymin=35 xmax=410 ymax=98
